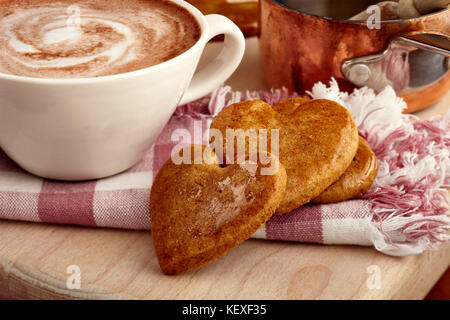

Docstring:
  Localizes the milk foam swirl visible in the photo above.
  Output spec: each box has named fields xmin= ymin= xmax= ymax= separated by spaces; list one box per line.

xmin=0 ymin=1 xmax=200 ymax=78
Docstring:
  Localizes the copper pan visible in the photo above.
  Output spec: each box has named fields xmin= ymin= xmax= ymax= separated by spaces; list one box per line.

xmin=259 ymin=0 xmax=450 ymax=112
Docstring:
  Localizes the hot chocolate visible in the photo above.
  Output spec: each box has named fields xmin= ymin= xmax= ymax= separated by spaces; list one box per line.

xmin=0 ymin=0 xmax=201 ymax=78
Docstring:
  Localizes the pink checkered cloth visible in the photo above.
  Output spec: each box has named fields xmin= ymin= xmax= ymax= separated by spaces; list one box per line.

xmin=1 ymin=79 xmax=449 ymax=256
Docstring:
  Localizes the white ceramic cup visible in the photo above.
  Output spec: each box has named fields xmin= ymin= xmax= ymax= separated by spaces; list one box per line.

xmin=0 ymin=0 xmax=245 ymax=181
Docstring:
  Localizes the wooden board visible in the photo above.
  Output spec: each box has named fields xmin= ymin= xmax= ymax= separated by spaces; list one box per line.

xmin=0 ymin=38 xmax=449 ymax=300
xmin=0 ymin=220 xmax=449 ymax=300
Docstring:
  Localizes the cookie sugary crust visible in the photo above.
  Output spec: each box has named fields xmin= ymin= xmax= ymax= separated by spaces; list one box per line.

xmin=210 ymin=98 xmax=359 ymax=214
xmin=312 ymin=136 xmax=378 ymax=203
xmin=150 ymin=145 xmax=287 ymax=275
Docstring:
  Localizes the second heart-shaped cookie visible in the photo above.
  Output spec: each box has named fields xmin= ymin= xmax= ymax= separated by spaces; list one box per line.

xmin=150 ymin=145 xmax=287 ymax=275
xmin=210 ymin=98 xmax=359 ymax=214
xmin=312 ymin=136 xmax=378 ymax=203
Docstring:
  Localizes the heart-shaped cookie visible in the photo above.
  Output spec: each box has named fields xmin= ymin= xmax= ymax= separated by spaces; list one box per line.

xmin=210 ymin=98 xmax=359 ymax=214
xmin=272 ymin=99 xmax=377 ymax=203
xmin=312 ymin=136 xmax=378 ymax=203
xmin=150 ymin=145 xmax=287 ymax=275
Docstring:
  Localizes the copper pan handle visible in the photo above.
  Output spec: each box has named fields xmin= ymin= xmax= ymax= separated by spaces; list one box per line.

xmin=343 ymin=38 xmax=449 ymax=102
xmin=343 ymin=8 xmax=450 ymax=89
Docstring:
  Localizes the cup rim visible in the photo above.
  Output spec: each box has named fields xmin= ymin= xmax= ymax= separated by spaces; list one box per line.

xmin=0 ymin=0 xmax=208 ymax=84
xmin=271 ymin=0 xmax=449 ymax=24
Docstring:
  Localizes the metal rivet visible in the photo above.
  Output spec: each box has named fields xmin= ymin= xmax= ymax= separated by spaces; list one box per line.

xmin=347 ymin=64 xmax=371 ymax=86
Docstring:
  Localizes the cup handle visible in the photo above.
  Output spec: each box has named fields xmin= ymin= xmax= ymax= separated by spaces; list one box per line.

xmin=179 ymin=14 xmax=245 ymax=105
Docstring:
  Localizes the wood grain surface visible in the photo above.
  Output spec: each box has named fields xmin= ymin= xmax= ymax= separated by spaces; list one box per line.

xmin=0 ymin=220 xmax=449 ymax=300
xmin=0 ymin=38 xmax=448 ymax=300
